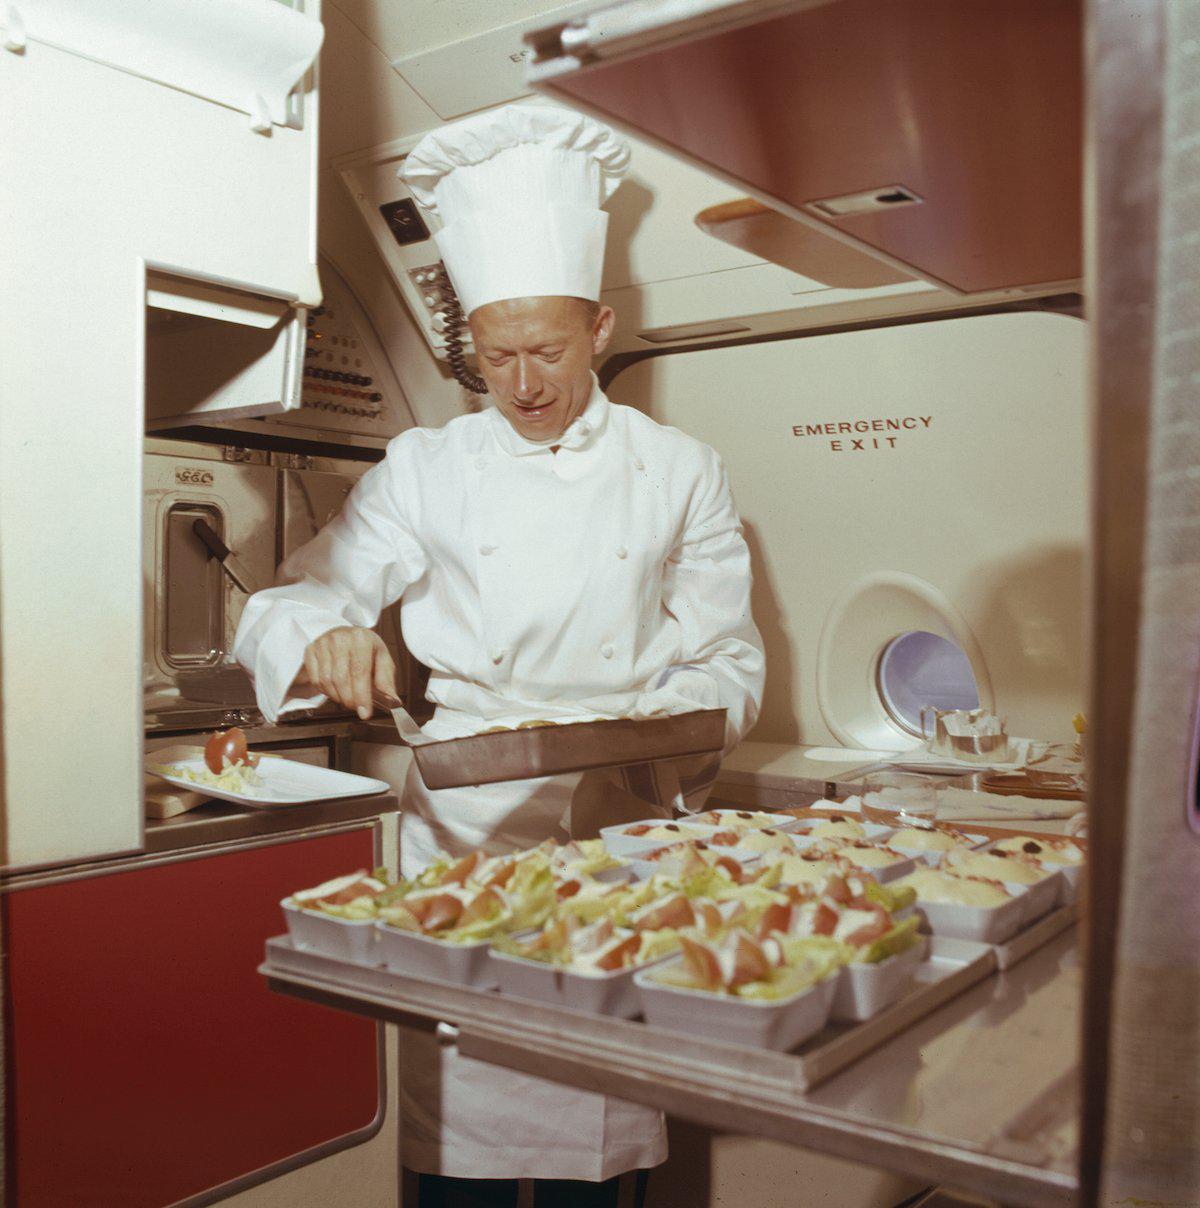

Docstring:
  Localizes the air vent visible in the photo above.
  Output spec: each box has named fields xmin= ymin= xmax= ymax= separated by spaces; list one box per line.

xmin=805 ymin=185 xmax=924 ymax=219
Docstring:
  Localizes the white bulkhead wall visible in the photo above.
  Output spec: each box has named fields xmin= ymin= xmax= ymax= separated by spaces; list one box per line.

xmin=0 ymin=12 xmax=319 ymax=868
xmin=607 ymin=311 xmax=1088 ymax=748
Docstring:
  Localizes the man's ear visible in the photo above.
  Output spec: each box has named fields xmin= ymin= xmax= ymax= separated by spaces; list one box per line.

xmin=592 ymin=305 xmax=616 ymax=357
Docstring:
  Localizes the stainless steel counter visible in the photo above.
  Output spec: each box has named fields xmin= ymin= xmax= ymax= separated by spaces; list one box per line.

xmin=264 ymin=927 xmax=1079 ymax=1206
xmin=144 ymin=791 xmax=399 ymax=855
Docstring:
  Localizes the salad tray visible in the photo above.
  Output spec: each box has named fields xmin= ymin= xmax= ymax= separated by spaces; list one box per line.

xmin=407 ymin=709 xmax=727 ymax=789
xmin=261 ymin=931 xmax=994 ymax=1093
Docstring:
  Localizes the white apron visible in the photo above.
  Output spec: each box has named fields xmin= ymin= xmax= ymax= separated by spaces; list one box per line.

xmin=397 ymin=746 xmax=671 ymax=1181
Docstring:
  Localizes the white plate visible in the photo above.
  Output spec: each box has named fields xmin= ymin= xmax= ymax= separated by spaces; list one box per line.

xmin=146 ymin=755 xmax=389 ymax=808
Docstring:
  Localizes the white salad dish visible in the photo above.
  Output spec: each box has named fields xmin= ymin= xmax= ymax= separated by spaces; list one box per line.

xmin=625 ymin=846 xmax=762 ymax=882
xmin=491 ymin=947 xmax=665 ymax=1018
xmin=691 ymin=809 xmax=804 ymax=834
xmin=600 ymin=820 xmax=719 ymax=858
xmin=830 ymin=940 xmax=926 ymax=1023
xmin=280 ymin=898 xmax=382 ymax=966
xmin=146 ymin=755 xmax=390 ymax=808
xmin=634 ymin=958 xmax=838 ymax=1050
xmin=374 ymin=922 xmax=499 ymax=988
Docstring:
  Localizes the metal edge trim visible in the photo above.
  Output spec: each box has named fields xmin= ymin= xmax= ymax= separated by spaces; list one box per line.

xmin=1079 ymin=0 xmax=1165 ymax=1200
xmin=0 ymin=818 xmax=382 ymax=893
xmin=166 ymin=1064 xmax=386 ymax=1208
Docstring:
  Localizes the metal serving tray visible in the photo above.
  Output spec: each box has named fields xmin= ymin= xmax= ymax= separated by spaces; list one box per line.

xmin=408 ymin=709 xmax=727 ymax=790
xmin=262 ymin=932 xmax=993 ymax=1092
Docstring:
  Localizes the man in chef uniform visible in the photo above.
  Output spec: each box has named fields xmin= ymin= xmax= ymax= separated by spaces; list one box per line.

xmin=235 ymin=104 xmax=764 ymax=1207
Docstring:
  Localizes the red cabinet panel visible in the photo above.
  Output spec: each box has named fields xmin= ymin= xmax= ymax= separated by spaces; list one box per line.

xmin=4 ymin=828 xmax=382 ymax=1207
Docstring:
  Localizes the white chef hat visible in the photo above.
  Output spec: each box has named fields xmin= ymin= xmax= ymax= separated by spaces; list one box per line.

xmin=400 ymin=105 xmax=631 ymax=316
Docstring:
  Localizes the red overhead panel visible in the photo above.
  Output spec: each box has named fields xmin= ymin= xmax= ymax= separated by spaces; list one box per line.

xmin=544 ymin=0 xmax=1082 ymax=294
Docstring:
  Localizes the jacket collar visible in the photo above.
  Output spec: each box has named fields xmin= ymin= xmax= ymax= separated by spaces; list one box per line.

xmin=486 ymin=373 xmax=610 ymax=458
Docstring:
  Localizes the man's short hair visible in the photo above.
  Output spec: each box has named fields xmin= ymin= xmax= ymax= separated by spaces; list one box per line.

xmin=572 ymin=298 xmax=602 ymax=329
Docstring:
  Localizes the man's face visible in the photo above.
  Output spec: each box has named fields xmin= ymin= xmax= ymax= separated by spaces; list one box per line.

xmin=468 ymin=296 xmax=615 ymax=442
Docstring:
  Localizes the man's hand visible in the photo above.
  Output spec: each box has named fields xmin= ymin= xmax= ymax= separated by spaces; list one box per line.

xmin=300 ymin=626 xmax=398 ymax=720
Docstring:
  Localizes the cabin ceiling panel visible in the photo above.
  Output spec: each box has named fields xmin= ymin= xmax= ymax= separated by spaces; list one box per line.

xmin=320 ymin=3 xmax=439 ymax=160
xmin=328 ymin=0 xmax=573 ymax=64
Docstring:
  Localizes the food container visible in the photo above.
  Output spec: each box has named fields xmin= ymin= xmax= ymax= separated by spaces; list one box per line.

xmin=280 ymin=899 xmax=382 ymax=966
xmin=625 ymin=847 xmax=762 ymax=882
xmin=491 ymin=948 xmax=664 ymax=1018
xmin=634 ymin=959 xmax=838 ymax=1050
xmin=374 ymin=922 xmax=498 ymax=988
xmin=409 ymin=709 xmax=728 ymax=790
xmin=694 ymin=809 xmax=804 ymax=834
xmin=911 ymin=886 xmax=1029 ymax=945
xmin=789 ymin=817 xmax=895 ymax=844
xmin=983 ymin=839 xmax=1083 ymax=906
xmin=830 ymin=940 xmax=926 ymax=1023
xmin=888 ymin=829 xmax=990 ymax=865
xmin=826 ymin=848 xmax=917 ymax=884
xmin=1012 ymin=870 xmax=1063 ymax=925
xmin=600 ymin=820 xmax=719 ymax=858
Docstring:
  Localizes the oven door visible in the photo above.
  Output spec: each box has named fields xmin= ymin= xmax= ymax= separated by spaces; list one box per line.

xmin=143 ymin=451 xmax=277 ymax=716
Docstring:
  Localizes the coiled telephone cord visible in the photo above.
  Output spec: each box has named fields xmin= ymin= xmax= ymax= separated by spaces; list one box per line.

xmin=442 ymin=297 xmax=488 ymax=395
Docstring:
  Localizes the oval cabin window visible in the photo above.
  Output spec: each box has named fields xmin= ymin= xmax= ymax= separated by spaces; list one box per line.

xmin=877 ymin=631 xmax=981 ymax=737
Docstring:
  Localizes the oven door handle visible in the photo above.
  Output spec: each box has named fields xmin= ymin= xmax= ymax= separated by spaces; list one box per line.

xmin=193 ymin=518 xmax=259 ymax=595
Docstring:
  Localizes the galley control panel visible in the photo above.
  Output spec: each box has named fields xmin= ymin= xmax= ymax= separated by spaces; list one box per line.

xmin=264 ymin=258 xmax=414 ymax=442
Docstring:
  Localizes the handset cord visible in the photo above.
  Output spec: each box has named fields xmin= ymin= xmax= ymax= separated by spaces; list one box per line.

xmin=441 ymin=294 xmax=488 ymax=395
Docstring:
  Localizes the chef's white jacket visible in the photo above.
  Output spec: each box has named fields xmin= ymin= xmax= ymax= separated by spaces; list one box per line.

xmin=233 ymin=375 xmax=763 ymax=1181
xmin=235 ymin=376 xmax=763 ymax=750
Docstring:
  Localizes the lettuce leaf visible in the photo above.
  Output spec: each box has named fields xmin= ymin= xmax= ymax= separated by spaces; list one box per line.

xmin=852 ymin=916 xmax=921 ymax=964
xmin=864 ymin=881 xmax=917 ymax=914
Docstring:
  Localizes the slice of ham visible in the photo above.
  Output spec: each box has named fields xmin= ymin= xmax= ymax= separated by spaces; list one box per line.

xmin=293 ymin=871 xmax=386 ymax=906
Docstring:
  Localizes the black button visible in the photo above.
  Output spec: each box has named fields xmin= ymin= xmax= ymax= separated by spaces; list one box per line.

xmin=378 ymin=198 xmax=431 ymax=247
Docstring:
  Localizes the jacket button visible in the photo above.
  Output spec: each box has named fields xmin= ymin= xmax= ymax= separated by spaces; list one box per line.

xmin=616 ymin=546 xmax=628 ymax=560
xmin=601 ymin=644 xmax=614 ymax=659
xmin=479 ymin=544 xmax=496 ymax=556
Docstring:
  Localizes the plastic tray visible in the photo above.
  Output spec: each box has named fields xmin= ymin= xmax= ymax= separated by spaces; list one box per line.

xmin=281 ymin=899 xmax=381 ymax=966
xmin=374 ymin=922 xmax=498 ymax=989
xmin=410 ymin=709 xmax=727 ymax=789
